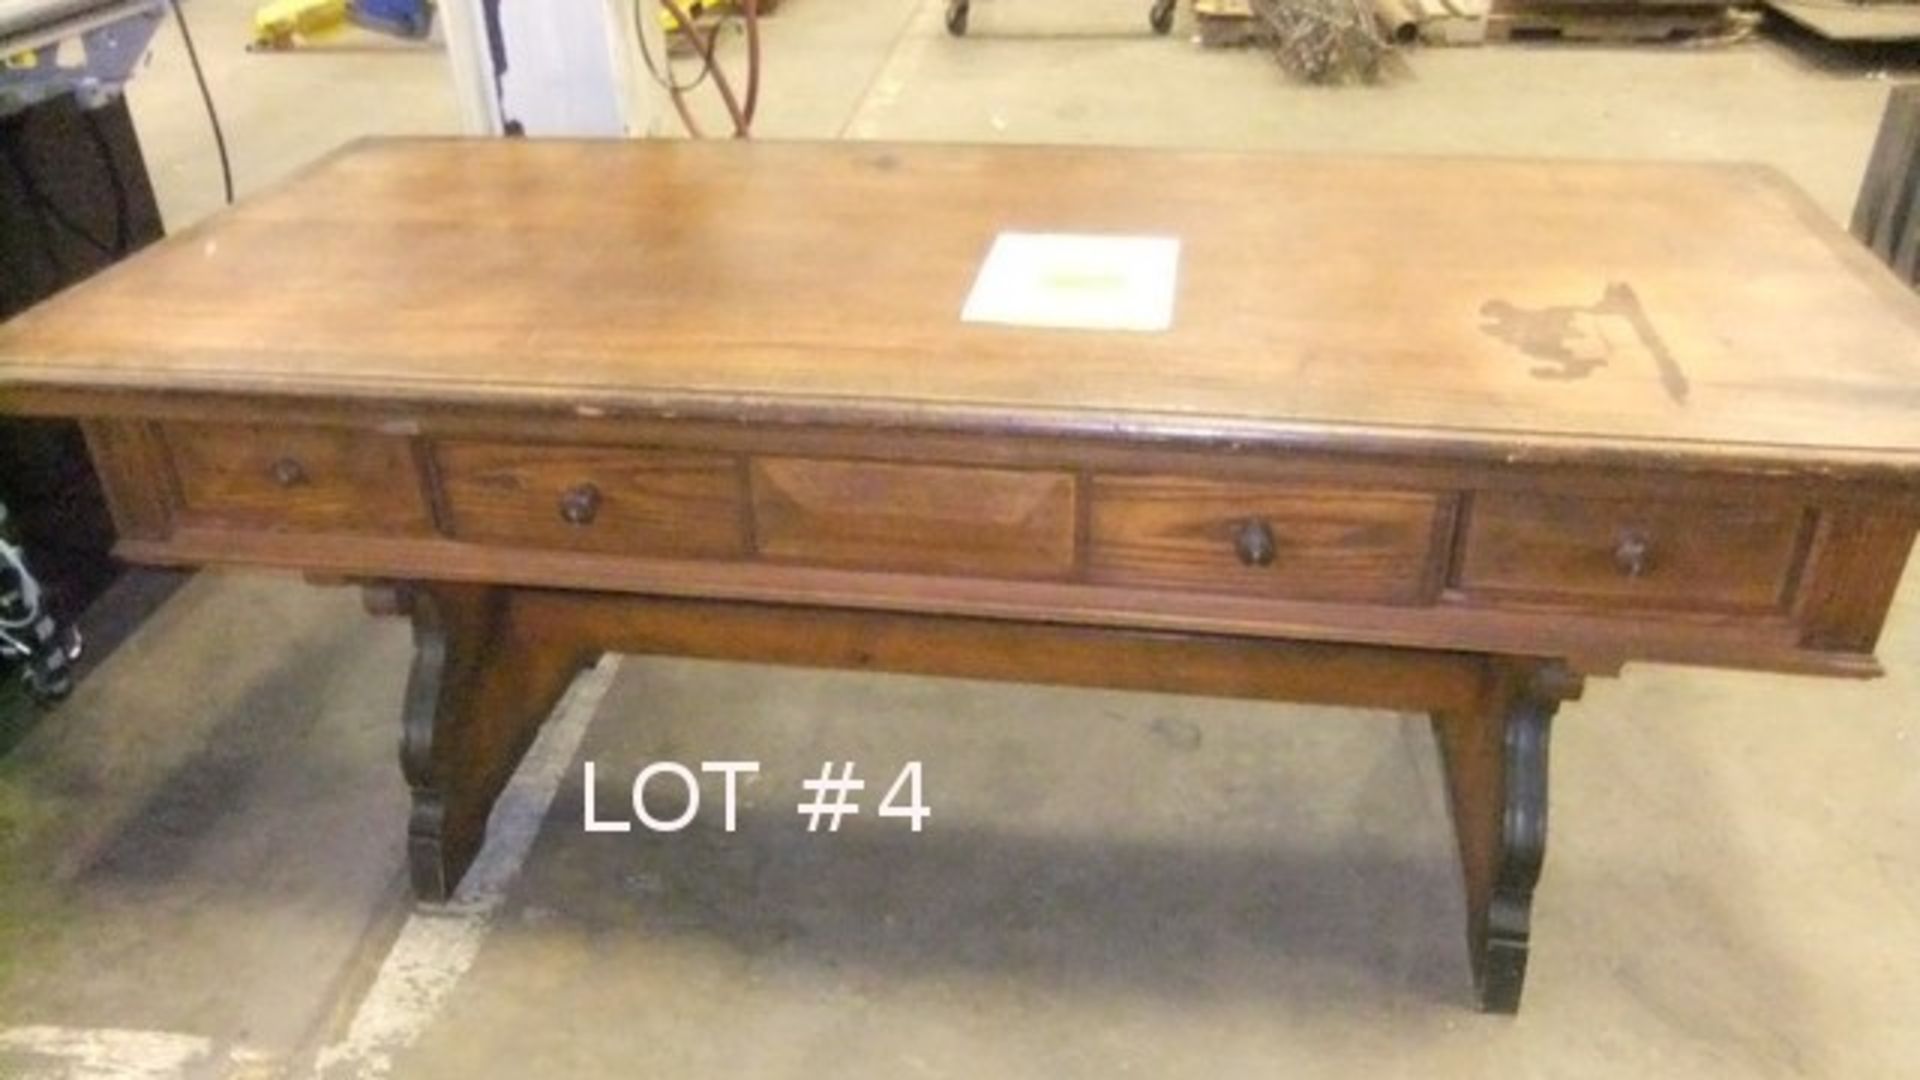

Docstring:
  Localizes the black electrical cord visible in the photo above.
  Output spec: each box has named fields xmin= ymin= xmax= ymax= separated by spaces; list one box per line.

xmin=167 ymin=0 xmax=234 ymax=205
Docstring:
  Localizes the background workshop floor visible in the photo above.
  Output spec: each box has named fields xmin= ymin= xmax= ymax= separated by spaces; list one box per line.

xmin=3 ymin=1 xmax=1920 ymax=1076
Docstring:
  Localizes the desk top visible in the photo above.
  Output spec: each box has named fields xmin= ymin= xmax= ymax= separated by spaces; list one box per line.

xmin=3 ymin=138 xmax=1918 ymax=476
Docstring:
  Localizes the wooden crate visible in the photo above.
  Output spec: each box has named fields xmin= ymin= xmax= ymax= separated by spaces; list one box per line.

xmin=1194 ymin=0 xmax=1260 ymax=46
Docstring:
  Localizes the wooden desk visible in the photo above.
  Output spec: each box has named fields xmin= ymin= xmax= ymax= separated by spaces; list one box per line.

xmin=3 ymin=139 xmax=1917 ymax=1013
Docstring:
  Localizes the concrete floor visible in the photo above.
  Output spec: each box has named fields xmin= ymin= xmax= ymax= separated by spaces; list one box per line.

xmin=3 ymin=2 xmax=1920 ymax=1076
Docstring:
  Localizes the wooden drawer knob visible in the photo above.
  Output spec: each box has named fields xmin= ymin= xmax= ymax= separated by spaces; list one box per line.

xmin=1613 ymin=531 xmax=1653 ymax=578
xmin=1235 ymin=518 xmax=1277 ymax=568
xmin=268 ymin=456 xmax=308 ymax=488
xmin=559 ymin=482 xmax=603 ymax=526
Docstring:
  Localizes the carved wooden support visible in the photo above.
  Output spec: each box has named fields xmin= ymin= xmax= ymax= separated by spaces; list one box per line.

xmin=383 ymin=579 xmax=1588 ymax=1012
xmin=1431 ymin=658 xmax=1582 ymax=1014
xmin=399 ymin=583 xmax=596 ymax=901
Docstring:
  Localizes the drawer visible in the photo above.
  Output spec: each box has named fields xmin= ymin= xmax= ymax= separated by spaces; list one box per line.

xmin=163 ymin=422 xmax=431 ymax=534
xmin=1088 ymin=475 xmax=1446 ymax=604
xmin=750 ymin=458 xmax=1076 ymax=579
xmin=436 ymin=442 xmax=745 ymax=558
xmin=1454 ymin=492 xmax=1808 ymax=612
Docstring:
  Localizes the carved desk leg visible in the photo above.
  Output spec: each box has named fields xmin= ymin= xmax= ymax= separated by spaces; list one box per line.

xmin=1431 ymin=658 xmax=1583 ymax=1014
xmin=400 ymin=584 xmax=596 ymax=901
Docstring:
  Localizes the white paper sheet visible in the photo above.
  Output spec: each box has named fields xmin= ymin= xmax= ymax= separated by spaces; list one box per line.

xmin=960 ymin=232 xmax=1181 ymax=333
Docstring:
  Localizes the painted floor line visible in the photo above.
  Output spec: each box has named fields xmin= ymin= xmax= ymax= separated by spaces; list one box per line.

xmin=309 ymin=655 xmax=622 ymax=1080
xmin=841 ymin=0 xmax=945 ymax=138
xmin=0 ymin=1025 xmax=247 ymax=1080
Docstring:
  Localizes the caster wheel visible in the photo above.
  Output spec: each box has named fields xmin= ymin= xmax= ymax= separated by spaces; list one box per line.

xmin=946 ymin=1 xmax=969 ymax=34
xmin=1149 ymin=0 xmax=1176 ymax=33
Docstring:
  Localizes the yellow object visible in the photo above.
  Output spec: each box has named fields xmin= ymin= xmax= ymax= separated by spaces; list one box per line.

xmin=252 ymin=0 xmax=351 ymax=49
xmin=659 ymin=0 xmax=714 ymax=33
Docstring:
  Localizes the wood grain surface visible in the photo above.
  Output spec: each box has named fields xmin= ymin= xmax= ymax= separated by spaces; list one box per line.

xmin=162 ymin=420 xmax=433 ymax=535
xmin=435 ymin=440 xmax=745 ymax=558
xmin=3 ymin=139 xmax=1918 ymax=476
xmin=1452 ymin=492 xmax=1809 ymax=612
xmin=9 ymin=139 xmax=1917 ymax=1006
xmin=749 ymin=457 xmax=1077 ymax=578
xmin=1088 ymin=475 xmax=1445 ymax=603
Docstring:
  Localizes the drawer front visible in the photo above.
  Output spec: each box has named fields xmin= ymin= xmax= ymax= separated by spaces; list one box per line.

xmin=1454 ymin=493 xmax=1807 ymax=612
xmin=164 ymin=422 xmax=431 ymax=534
xmin=750 ymin=458 xmax=1076 ymax=579
xmin=436 ymin=442 xmax=745 ymax=558
xmin=1088 ymin=475 xmax=1445 ymax=604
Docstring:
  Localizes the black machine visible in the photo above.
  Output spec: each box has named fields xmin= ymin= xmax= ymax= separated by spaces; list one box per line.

xmin=2 ymin=0 xmax=172 ymax=701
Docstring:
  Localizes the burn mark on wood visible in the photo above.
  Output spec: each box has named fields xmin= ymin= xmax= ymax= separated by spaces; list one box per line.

xmin=1480 ymin=282 xmax=1690 ymax=405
